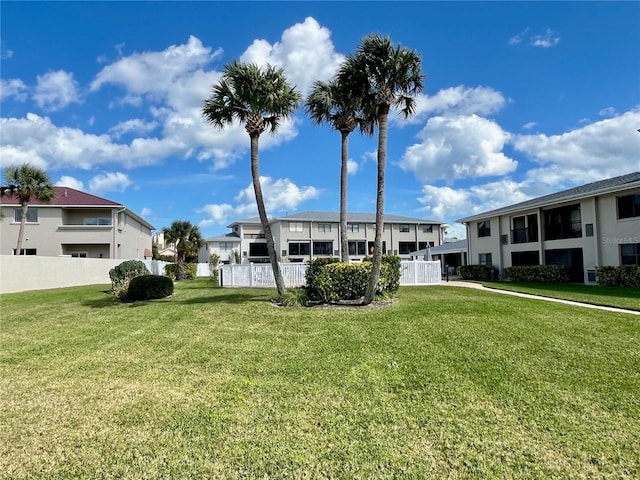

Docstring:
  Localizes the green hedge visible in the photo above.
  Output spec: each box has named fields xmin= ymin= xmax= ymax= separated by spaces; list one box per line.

xmin=597 ymin=265 xmax=640 ymax=287
xmin=505 ymin=265 xmax=571 ymax=283
xmin=165 ymin=262 xmax=197 ymax=280
xmin=123 ymin=275 xmax=174 ymax=302
xmin=459 ymin=264 xmax=496 ymax=281
xmin=306 ymin=255 xmax=401 ymax=303
xmin=108 ymin=260 xmax=150 ymax=298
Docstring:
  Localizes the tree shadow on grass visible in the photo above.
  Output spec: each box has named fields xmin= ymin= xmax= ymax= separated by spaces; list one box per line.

xmin=178 ymin=291 xmax=271 ymax=305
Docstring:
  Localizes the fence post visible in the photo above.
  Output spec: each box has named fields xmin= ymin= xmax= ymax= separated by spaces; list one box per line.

xmin=250 ymin=263 xmax=254 ymax=287
xmin=414 ymin=259 xmax=418 ymax=285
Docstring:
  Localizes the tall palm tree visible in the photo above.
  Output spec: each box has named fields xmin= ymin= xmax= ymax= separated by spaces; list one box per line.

xmin=305 ymin=78 xmax=373 ymax=262
xmin=3 ymin=164 xmax=55 ymax=255
xmin=163 ymin=220 xmax=204 ymax=280
xmin=202 ymin=60 xmax=301 ymax=296
xmin=338 ymin=34 xmax=425 ymax=304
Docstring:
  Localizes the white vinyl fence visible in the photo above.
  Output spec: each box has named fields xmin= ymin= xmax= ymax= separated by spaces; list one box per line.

xmin=219 ymin=260 xmax=441 ymax=288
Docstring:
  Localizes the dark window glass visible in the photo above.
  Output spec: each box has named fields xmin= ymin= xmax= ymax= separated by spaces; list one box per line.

xmin=621 ymin=244 xmax=640 ymax=265
xmin=617 ymin=194 xmax=640 ymax=219
xmin=313 ymin=241 xmax=333 ymax=255
xmin=478 ymin=220 xmax=491 ymax=237
xmin=399 ymin=242 xmax=417 ymax=254
xmin=249 ymin=243 xmax=268 ymax=257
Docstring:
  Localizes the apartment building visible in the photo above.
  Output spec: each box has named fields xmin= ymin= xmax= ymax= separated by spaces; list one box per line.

xmin=0 ymin=186 xmax=154 ymax=259
xmin=202 ymin=211 xmax=445 ymax=264
xmin=456 ymin=172 xmax=640 ymax=283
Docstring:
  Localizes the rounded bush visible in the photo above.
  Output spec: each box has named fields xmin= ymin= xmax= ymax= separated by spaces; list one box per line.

xmin=123 ymin=275 xmax=174 ymax=302
xmin=109 ymin=260 xmax=150 ymax=298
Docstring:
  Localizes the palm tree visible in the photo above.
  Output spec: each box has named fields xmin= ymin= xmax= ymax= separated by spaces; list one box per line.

xmin=338 ymin=34 xmax=425 ymax=304
xmin=2 ymin=164 xmax=55 ymax=255
xmin=305 ymin=78 xmax=373 ymax=262
xmin=202 ymin=60 xmax=301 ymax=296
xmin=163 ymin=220 xmax=204 ymax=280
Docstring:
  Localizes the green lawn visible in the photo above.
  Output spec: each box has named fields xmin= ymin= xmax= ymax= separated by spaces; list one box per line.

xmin=481 ymin=281 xmax=640 ymax=311
xmin=1 ymin=279 xmax=639 ymax=479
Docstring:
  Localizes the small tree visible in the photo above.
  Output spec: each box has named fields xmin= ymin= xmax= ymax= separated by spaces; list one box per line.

xmin=2 ymin=164 xmax=55 ymax=254
xmin=163 ymin=221 xmax=204 ymax=280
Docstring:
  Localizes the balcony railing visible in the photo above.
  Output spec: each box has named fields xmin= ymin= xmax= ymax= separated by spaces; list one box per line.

xmin=544 ymin=221 xmax=582 ymax=241
xmin=511 ymin=228 xmax=539 ymax=244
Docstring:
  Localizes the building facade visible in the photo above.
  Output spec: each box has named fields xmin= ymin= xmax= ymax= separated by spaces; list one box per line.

xmin=205 ymin=211 xmax=445 ymax=264
xmin=457 ymin=172 xmax=640 ymax=283
xmin=0 ymin=187 xmax=155 ymax=259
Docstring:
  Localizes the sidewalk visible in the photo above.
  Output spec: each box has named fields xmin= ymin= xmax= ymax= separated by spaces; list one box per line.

xmin=441 ymin=280 xmax=640 ymax=316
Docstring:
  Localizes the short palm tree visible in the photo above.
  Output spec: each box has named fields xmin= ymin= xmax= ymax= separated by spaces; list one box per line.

xmin=202 ymin=60 xmax=301 ymax=296
xmin=338 ymin=34 xmax=425 ymax=304
xmin=305 ymin=78 xmax=373 ymax=262
xmin=2 ymin=164 xmax=55 ymax=255
xmin=163 ymin=220 xmax=204 ymax=280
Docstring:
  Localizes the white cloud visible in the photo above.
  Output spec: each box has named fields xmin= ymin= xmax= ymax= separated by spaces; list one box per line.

xmin=522 ymin=122 xmax=537 ymax=130
xmin=418 ymin=180 xmax=532 ymax=226
xmin=531 ymin=29 xmax=560 ymax=48
xmin=347 ymin=159 xmax=359 ymax=175
xmin=598 ymin=107 xmax=616 ymax=117
xmin=89 ymin=172 xmax=131 ymax=194
xmin=33 ymin=70 xmax=81 ymax=111
xmin=140 ymin=207 xmax=152 ymax=217
xmin=91 ymin=36 xmax=219 ymax=97
xmin=1 ymin=39 xmax=13 ymax=59
xmin=509 ymin=28 xmax=559 ymax=48
xmin=55 ymin=176 xmax=84 ymax=190
xmin=0 ymin=79 xmax=28 ymax=101
xmin=198 ymin=176 xmax=321 ymax=226
xmin=240 ymin=16 xmax=344 ymax=94
xmin=404 ymin=86 xmax=507 ymax=125
xmin=399 ymin=114 xmax=518 ymax=182
xmin=512 ymin=108 xmax=640 ymax=184
xmin=109 ymin=118 xmax=158 ymax=139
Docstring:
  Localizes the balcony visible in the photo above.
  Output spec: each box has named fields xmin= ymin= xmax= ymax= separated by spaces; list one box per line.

xmin=544 ymin=220 xmax=582 ymax=241
xmin=511 ymin=227 xmax=539 ymax=244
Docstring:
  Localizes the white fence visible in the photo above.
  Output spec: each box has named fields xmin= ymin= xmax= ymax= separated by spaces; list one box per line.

xmin=219 ymin=260 xmax=441 ymax=288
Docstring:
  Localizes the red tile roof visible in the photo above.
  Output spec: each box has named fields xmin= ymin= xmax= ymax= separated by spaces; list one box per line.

xmin=0 ymin=186 xmax=122 ymax=207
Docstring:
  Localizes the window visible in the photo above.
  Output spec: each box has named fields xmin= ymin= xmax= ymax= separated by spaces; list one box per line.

xmin=249 ymin=243 xmax=268 ymax=257
xmin=477 ymin=220 xmax=491 ymax=237
xmin=219 ymin=242 xmax=234 ymax=251
xmin=289 ymin=242 xmax=310 ymax=256
xmin=313 ymin=241 xmax=333 ymax=255
xmin=317 ymin=223 xmax=331 ymax=233
xmin=347 ymin=223 xmax=359 ymax=233
xmin=423 ymin=225 xmax=433 ymax=233
xmin=289 ymin=222 xmax=303 ymax=232
xmin=244 ymin=233 xmax=265 ymax=239
xmin=418 ymin=241 xmax=432 ymax=250
xmin=348 ymin=241 xmax=366 ymax=256
xmin=83 ymin=217 xmax=112 ymax=226
xmin=479 ymin=253 xmax=492 ymax=265
xmin=14 ymin=208 xmax=38 ymax=223
xmin=511 ymin=214 xmax=538 ymax=243
xmin=71 ymin=252 xmax=88 ymax=258
xmin=399 ymin=224 xmax=410 ymax=233
xmin=621 ymin=244 xmax=640 ymax=265
xmin=511 ymin=251 xmax=540 ymax=266
xmin=544 ymin=204 xmax=581 ymax=240
xmin=585 ymin=223 xmax=594 ymax=237
xmin=398 ymin=242 xmax=417 ymax=254
xmin=13 ymin=248 xmax=37 ymax=255
xmin=618 ymin=194 xmax=640 ymax=219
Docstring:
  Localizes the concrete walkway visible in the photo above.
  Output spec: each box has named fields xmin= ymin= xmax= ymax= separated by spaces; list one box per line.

xmin=441 ymin=280 xmax=640 ymax=316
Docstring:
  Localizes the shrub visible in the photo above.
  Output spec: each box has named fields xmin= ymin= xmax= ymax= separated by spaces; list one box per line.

xmin=276 ymin=287 xmax=309 ymax=307
xmin=305 ymin=258 xmax=341 ymax=300
xmin=165 ymin=262 xmax=197 ymax=280
xmin=597 ymin=265 xmax=640 ymax=287
xmin=123 ymin=275 xmax=174 ymax=302
xmin=109 ymin=260 xmax=150 ymax=298
xmin=459 ymin=264 xmax=495 ymax=281
xmin=619 ymin=265 xmax=640 ymax=288
xmin=307 ymin=255 xmax=401 ymax=303
xmin=505 ymin=265 xmax=571 ymax=283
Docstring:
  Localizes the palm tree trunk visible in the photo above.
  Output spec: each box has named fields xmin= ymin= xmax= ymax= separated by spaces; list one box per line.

xmin=15 ymin=202 xmax=28 ymax=255
xmin=250 ymin=133 xmax=286 ymax=296
xmin=340 ymin=131 xmax=349 ymax=263
xmin=364 ymin=110 xmax=389 ymax=304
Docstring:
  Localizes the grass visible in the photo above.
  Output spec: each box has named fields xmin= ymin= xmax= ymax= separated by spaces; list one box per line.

xmin=480 ymin=281 xmax=640 ymax=311
xmin=1 ymin=279 xmax=639 ymax=479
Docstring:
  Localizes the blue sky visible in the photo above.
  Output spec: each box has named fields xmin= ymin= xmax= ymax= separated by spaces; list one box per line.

xmin=2 ymin=1 xmax=639 ymax=239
